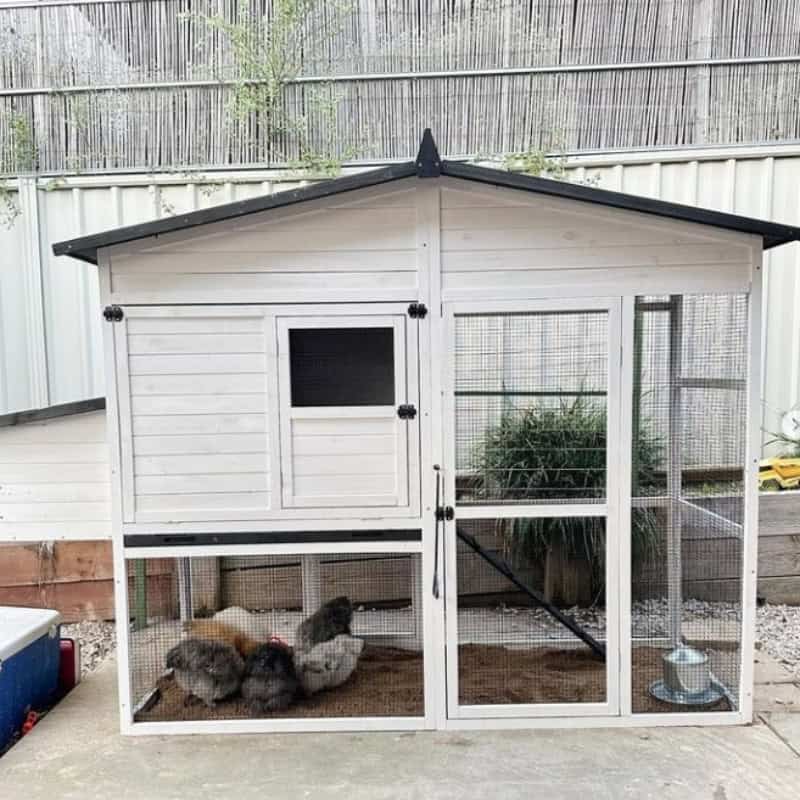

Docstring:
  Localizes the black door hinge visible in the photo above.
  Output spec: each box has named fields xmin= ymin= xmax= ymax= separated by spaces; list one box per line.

xmin=103 ymin=305 xmax=124 ymax=322
xmin=408 ymin=302 xmax=428 ymax=319
xmin=397 ymin=404 xmax=417 ymax=420
xmin=436 ymin=505 xmax=454 ymax=521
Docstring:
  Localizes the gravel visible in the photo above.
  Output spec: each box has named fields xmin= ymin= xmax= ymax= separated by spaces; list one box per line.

xmin=61 ymin=620 xmax=116 ymax=677
xmin=756 ymin=604 xmax=800 ymax=678
xmin=55 ymin=602 xmax=800 ymax=681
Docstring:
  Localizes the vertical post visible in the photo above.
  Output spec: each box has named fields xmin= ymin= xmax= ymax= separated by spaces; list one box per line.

xmin=667 ymin=295 xmax=684 ymax=647
xmin=301 ymin=555 xmax=321 ymax=615
xmin=631 ymin=300 xmax=644 ymax=496
xmin=740 ymin=256 xmax=763 ymax=721
xmin=177 ymin=557 xmax=193 ymax=624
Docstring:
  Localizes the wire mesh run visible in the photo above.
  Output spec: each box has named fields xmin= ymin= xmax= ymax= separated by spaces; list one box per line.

xmin=631 ymin=294 xmax=746 ymax=713
xmin=454 ymin=311 xmax=608 ymax=505
xmin=455 ymin=518 xmax=608 ymax=706
xmin=125 ymin=551 xmax=424 ymax=722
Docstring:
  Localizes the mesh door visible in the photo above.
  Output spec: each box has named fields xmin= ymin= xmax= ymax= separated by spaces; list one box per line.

xmin=631 ymin=295 xmax=747 ymax=713
xmin=456 ymin=518 xmax=607 ymax=706
xmin=125 ymin=551 xmax=424 ymax=722
xmin=450 ymin=307 xmax=614 ymax=713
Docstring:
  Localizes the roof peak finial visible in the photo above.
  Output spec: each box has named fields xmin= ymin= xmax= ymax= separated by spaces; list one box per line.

xmin=415 ymin=129 xmax=441 ymax=177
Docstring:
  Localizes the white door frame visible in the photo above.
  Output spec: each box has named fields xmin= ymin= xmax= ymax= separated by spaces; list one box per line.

xmin=441 ymin=296 xmax=623 ymax=720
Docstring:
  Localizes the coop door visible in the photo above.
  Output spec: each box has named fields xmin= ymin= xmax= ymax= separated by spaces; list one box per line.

xmin=277 ymin=314 xmax=418 ymax=512
xmin=442 ymin=299 xmax=622 ymax=719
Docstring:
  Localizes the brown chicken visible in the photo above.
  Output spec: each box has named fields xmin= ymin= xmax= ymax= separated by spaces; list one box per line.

xmin=185 ymin=619 xmax=263 ymax=659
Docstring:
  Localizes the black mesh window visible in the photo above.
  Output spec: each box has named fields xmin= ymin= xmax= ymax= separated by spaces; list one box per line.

xmin=289 ymin=328 xmax=395 ymax=407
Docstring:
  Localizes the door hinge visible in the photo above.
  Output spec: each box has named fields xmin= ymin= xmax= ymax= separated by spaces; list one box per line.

xmin=436 ymin=505 xmax=454 ymax=521
xmin=397 ymin=404 xmax=417 ymax=420
xmin=408 ymin=302 xmax=428 ymax=319
xmin=103 ymin=305 xmax=124 ymax=322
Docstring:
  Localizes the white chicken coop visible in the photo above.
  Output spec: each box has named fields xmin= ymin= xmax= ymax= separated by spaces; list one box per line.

xmin=54 ymin=131 xmax=800 ymax=734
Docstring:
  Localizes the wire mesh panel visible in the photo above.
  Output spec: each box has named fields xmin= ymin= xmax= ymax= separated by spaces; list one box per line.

xmin=454 ymin=311 xmax=608 ymax=505
xmin=454 ymin=518 xmax=607 ymax=706
xmin=631 ymin=294 xmax=747 ymax=714
xmin=125 ymin=551 xmax=424 ymax=723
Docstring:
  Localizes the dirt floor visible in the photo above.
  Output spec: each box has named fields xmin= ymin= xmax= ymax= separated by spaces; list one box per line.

xmin=136 ymin=644 xmax=731 ymax=722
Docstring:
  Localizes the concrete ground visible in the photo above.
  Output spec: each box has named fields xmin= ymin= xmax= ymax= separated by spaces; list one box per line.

xmin=2 ymin=655 xmax=800 ymax=800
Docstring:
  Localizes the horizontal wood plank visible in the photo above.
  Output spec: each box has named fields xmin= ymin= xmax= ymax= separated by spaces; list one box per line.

xmin=132 ymin=414 xmax=267 ymax=436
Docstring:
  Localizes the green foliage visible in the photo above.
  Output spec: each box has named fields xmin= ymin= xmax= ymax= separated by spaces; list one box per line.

xmin=5 ymin=112 xmax=37 ymax=173
xmin=477 ymin=397 xmax=662 ymax=588
xmin=0 ymin=111 xmax=37 ymax=228
xmin=500 ymin=139 xmax=600 ymax=186
xmin=504 ymin=149 xmax=570 ymax=180
xmin=181 ymin=0 xmax=351 ymax=173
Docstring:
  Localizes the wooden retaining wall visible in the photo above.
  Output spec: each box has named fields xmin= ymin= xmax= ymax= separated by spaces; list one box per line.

xmin=1 ymin=494 xmax=799 ymax=619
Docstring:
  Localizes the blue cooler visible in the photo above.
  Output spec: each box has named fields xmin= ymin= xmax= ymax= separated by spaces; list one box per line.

xmin=0 ymin=607 xmax=62 ymax=749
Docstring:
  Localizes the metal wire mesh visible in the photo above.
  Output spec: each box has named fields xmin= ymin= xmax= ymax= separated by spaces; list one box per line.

xmin=631 ymin=294 xmax=747 ymax=713
xmin=125 ymin=551 xmax=424 ymax=722
xmin=455 ymin=518 xmax=607 ymax=706
xmin=454 ymin=311 xmax=608 ymax=504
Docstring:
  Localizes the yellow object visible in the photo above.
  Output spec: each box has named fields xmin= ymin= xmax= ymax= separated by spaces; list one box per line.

xmin=759 ymin=458 xmax=800 ymax=491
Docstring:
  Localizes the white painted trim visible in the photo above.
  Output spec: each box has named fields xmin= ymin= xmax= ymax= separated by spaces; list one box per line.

xmin=740 ymin=262 xmax=763 ymax=722
xmin=113 ymin=314 xmax=135 ymax=523
xmin=122 ymin=540 xmax=422 ymax=559
xmin=416 ymin=180 xmax=445 ymax=731
xmin=99 ymin=254 xmax=135 ymax=734
xmin=125 ymin=716 xmax=425 ymax=736
xmin=604 ymin=299 xmax=623 ymax=716
xmin=455 ymin=504 xmax=607 ymax=519
xmin=120 ymin=517 xmax=425 ymax=534
xmin=440 ymin=711 xmax=744 ymax=731
xmin=618 ymin=297 xmax=635 ymax=717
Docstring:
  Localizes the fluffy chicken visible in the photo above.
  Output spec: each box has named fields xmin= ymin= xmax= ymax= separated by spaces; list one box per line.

xmin=185 ymin=618 xmax=262 ymax=659
xmin=165 ymin=638 xmax=244 ymax=707
xmin=241 ymin=642 xmax=299 ymax=713
xmin=293 ymin=634 xmax=364 ymax=695
xmin=294 ymin=596 xmax=353 ymax=653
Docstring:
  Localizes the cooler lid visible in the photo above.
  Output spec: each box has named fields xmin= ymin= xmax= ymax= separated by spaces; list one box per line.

xmin=0 ymin=607 xmax=62 ymax=661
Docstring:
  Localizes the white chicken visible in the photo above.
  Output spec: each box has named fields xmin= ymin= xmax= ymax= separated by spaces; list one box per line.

xmin=293 ymin=634 xmax=364 ymax=695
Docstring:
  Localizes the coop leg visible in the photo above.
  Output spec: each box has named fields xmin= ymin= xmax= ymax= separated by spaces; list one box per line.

xmin=667 ymin=295 xmax=684 ymax=647
xmin=301 ymin=555 xmax=321 ymax=616
xmin=177 ymin=557 xmax=193 ymax=624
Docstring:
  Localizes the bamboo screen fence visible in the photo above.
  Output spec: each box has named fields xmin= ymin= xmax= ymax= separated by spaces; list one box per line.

xmin=1 ymin=0 xmax=800 ymax=174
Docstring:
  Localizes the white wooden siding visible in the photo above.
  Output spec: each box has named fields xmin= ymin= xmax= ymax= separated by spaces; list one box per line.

xmin=107 ymin=183 xmax=419 ymax=305
xmin=118 ymin=308 xmax=271 ymax=524
xmin=0 ymin=410 xmax=111 ymax=540
xmin=439 ymin=181 xmax=755 ymax=300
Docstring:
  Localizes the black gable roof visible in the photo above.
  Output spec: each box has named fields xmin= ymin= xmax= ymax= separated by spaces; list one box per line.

xmin=52 ymin=130 xmax=800 ymax=264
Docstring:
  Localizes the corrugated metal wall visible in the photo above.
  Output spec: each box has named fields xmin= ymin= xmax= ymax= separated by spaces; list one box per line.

xmin=1 ymin=145 xmax=799 ymax=451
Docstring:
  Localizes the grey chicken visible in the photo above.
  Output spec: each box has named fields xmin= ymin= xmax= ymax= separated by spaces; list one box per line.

xmin=295 ymin=596 xmax=353 ymax=653
xmin=241 ymin=642 xmax=299 ymax=714
xmin=165 ymin=638 xmax=244 ymax=708
xmin=294 ymin=634 xmax=364 ymax=695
